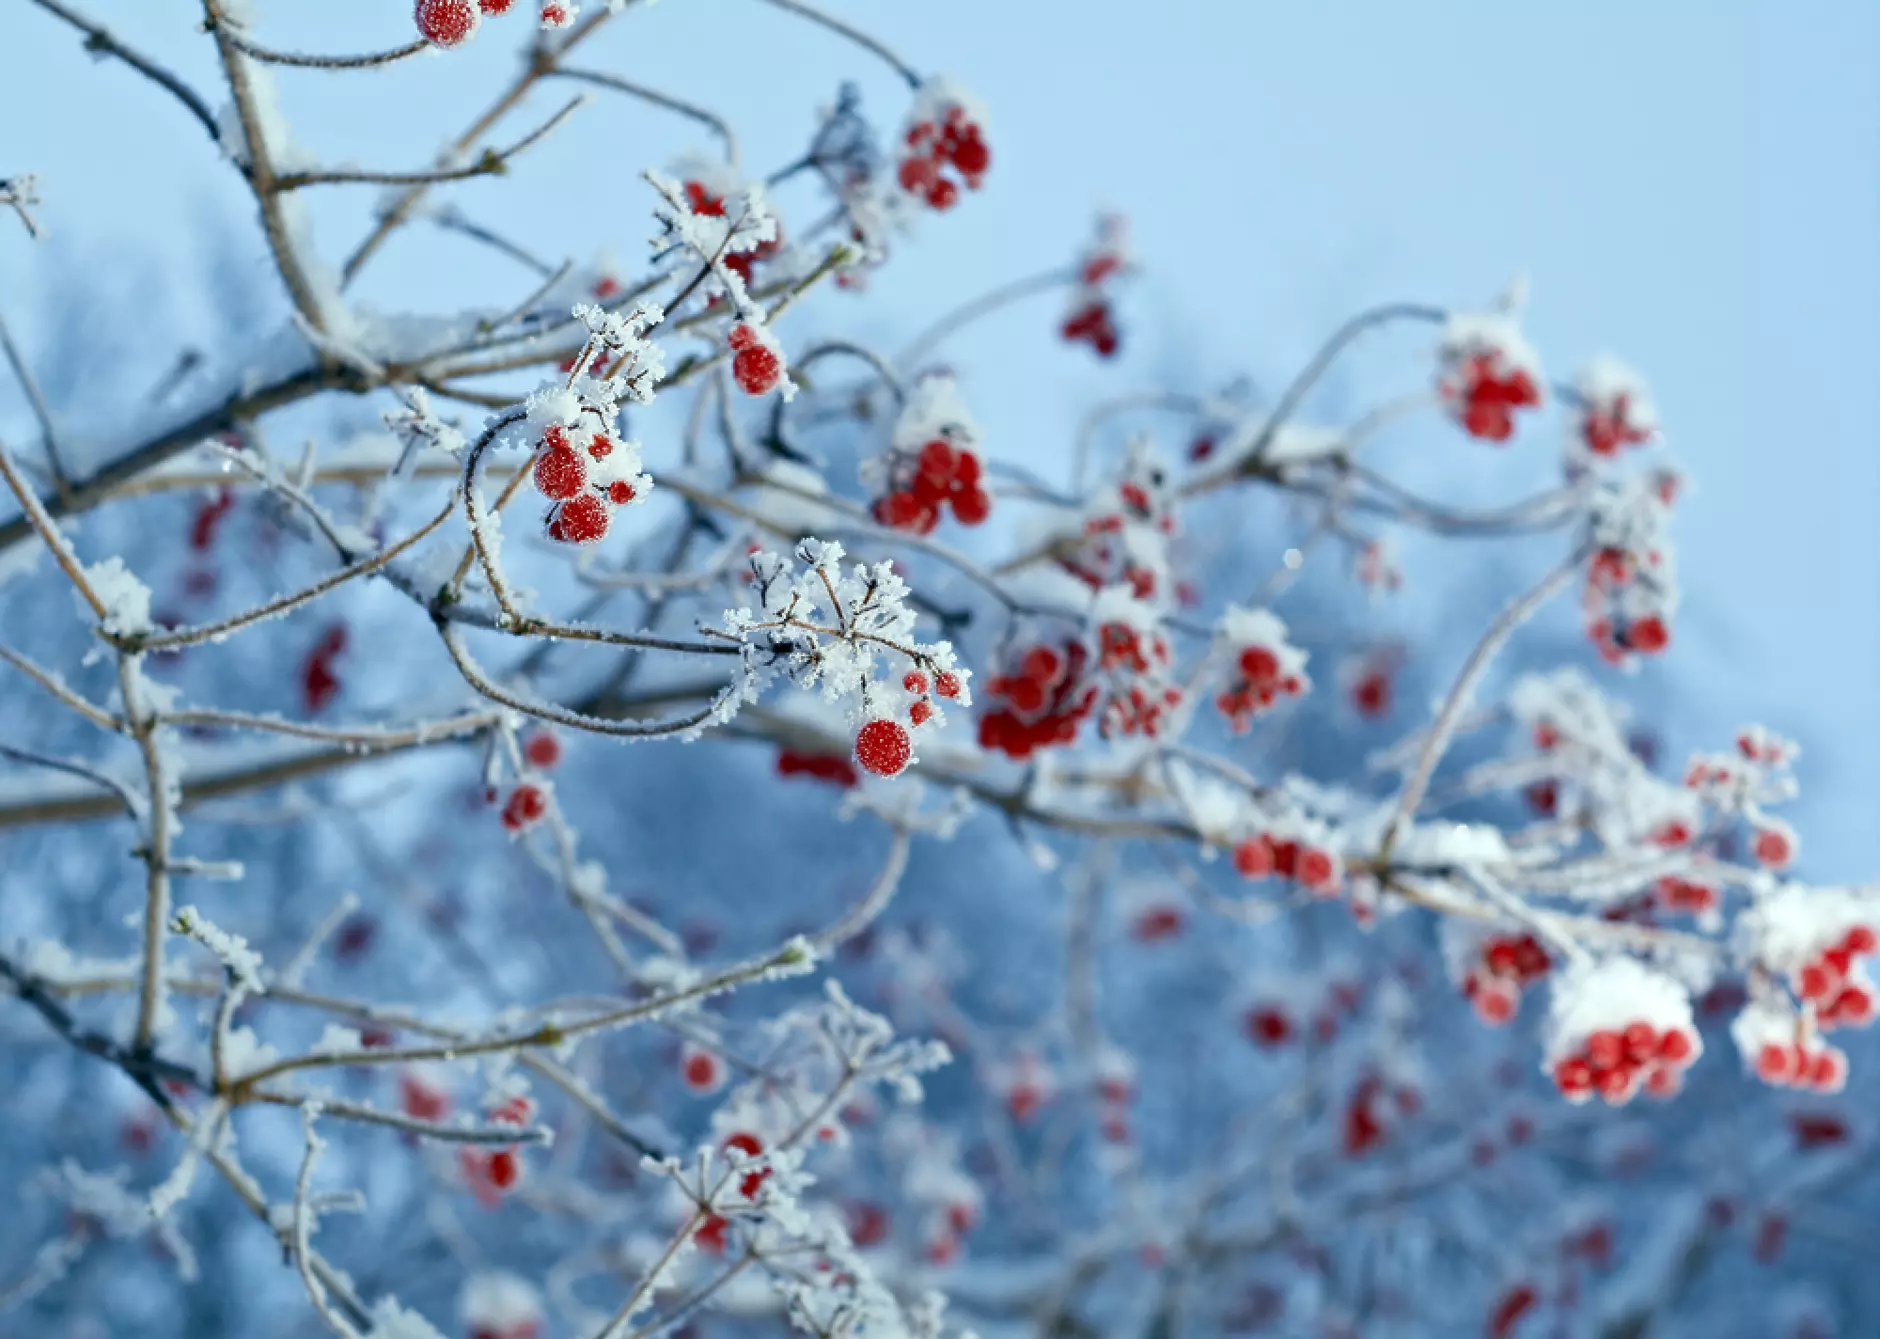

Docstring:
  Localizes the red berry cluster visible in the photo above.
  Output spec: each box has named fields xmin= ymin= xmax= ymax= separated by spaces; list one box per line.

xmin=460 ymin=1096 xmax=533 ymax=1207
xmin=898 ymin=105 xmax=989 ymax=212
xmin=870 ymin=438 xmax=990 ymax=534
xmin=300 ymin=623 xmax=348 ymax=714
xmin=978 ymin=642 xmax=1099 ymax=759
xmin=1796 ymin=924 xmax=1877 ymax=1030
xmin=1552 ymin=1021 xmax=1697 ymax=1104
xmin=1581 ymin=391 xmax=1654 ymax=458
xmin=1463 ymin=933 xmax=1551 ymax=1025
xmin=1060 ymin=300 xmax=1120 ymax=359
xmin=1582 ymin=545 xmax=1670 ymax=663
xmin=414 ymin=0 xmax=521 ymax=49
xmin=1440 ymin=350 xmax=1542 ymax=442
xmin=1753 ymin=1036 xmax=1849 ymax=1094
xmin=1216 ymin=643 xmax=1307 ymax=733
xmin=500 ymin=783 xmax=547 ymax=833
xmin=728 ymin=323 xmax=784 ymax=396
xmin=1230 ymin=833 xmax=1340 ymax=894
xmin=777 ymin=749 xmax=859 ymax=788
xmin=679 ymin=180 xmax=783 ymax=292
xmin=721 ymin=1130 xmax=772 ymax=1202
xmin=533 ymin=424 xmax=635 ymax=546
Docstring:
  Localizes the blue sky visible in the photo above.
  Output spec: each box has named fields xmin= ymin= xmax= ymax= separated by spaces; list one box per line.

xmin=3 ymin=1 xmax=1876 ymax=871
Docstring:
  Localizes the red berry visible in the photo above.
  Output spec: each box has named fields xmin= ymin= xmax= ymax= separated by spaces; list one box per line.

xmin=478 ymin=0 xmax=515 ymax=11
xmin=500 ymin=784 xmax=547 ymax=832
xmin=606 ymin=480 xmax=636 ymax=505
xmin=587 ymin=432 xmax=615 ymax=460
xmin=552 ymin=493 xmax=611 ymax=545
xmin=484 ymin=1149 xmax=520 ymax=1189
xmin=532 ymin=446 xmax=587 ymax=500
xmin=1239 ymin=646 xmax=1280 ymax=682
xmin=1657 ymin=1028 xmax=1693 ymax=1063
xmin=416 ymin=0 xmax=480 ymax=47
xmin=1752 ymin=827 xmax=1792 ymax=869
xmin=1296 ymin=847 xmax=1337 ymax=892
xmin=909 ymin=700 xmax=934 ymax=727
xmin=1245 ymin=1006 xmax=1291 ymax=1047
xmin=1232 ymin=836 xmax=1275 ymax=879
xmin=854 ymin=719 xmax=913 ymax=778
xmin=951 ymin=130 xmax=989 ymax=177
xmin=903 ymin=670 xmax=929 ymax=695
xmin=681 ymin=1049 xmax=722 ymax=1092
xmin=1627 ymin=614 xmax=1670 ymax=655
xmin=1622 ymin=1021 xmax=1658 ymax=1063
xmin=732 ymin=342 xmax=783 ymax=395
xmin=1845 ymin=924 xmax=1878 ymax=955
xmin=951 ymin=487 xmax=991 ymax=526
xmin=1555 ymin=1057 xmax=1594 ymax=1096
xmin=917 ymin=438 xmax=956 ymax=481
xmin=934 ymin=672 xmax=962 ymax=700
xmin=1585 ymin=1030 xmax=1625 ymax=1072
xmin=928 ymin=178 xmax=959 ymax=211
xmin=522 ymin=730 xmax=561 ymax=769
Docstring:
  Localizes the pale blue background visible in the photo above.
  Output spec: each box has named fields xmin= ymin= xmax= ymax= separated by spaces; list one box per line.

xmin=2 ymin=1 xmax=1876 ymax=873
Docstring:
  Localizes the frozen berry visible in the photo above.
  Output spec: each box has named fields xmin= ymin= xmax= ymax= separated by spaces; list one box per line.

xmin=500 ymin=784 xmax=548 ymax=832
xmin=909 ymin=700 xmax=934 ymax=727
xmin=934 ymin=672 xmax=962 ymax=700
xmin=532 ymin=446 xmax=587 ymax=501
xmin=416 ymin=0 xmax=480 ymax=46
xmin=522 ymin=730 xmax=561 ymax=769
xmin=731 ymin=338 xmax=783 ymax=395
xmin=552 ymin=492 xmax=611 ymax=545
xmin=606 ymin=480 xmax=636 ymax=505
xmin=855 ymin=719 xmax=912 ymax=778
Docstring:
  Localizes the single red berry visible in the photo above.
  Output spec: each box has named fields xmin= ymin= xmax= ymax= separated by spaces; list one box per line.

xmin=928 ymin=177 xmax=960 ymax=210
xmin=606 ymin=480 xmax=636 ymax=505
xmin=1296 ymin=847 xmax=1338 ymax=891
xmin=903 ymin=670 xmax=929 ymax=695
xmin=1627 ymin=614 xmax=1670 ymax=655
xmin=484 ymin=1149 xmax=520 ymax=1190
xmin=1239 ymin=646 xmax=1280 ymax=682
xmin=855 ymin=719 xmax=913 ymax=777
xmin=909 ymin=700 xmax=934 ymax=728
xmin=1585 ymin=1030 xmax=1625 ymax=1072
xmin=522 ymin=730 xmax=560 ymax=769
xmin=951 ymin=130 xmax=990 ymax=177
xmin=1752 ymin=827 xmax=1792 ymax=869
xmin=532 ymin=446 xmax=587 ymax=500
xmin=552 ymin=493 xmax=611 ymax=545
xmin=478 ymin=0 xmax=516 ymax=11
xmin=934 ymin=672 xmax=962 ymax=699
xmin=587 ymin=432 xmax=615 ymax=460
xmin=1845 ymin=924 xmax=1878 ymax=955
xmin=951 ymin=487 xmax=992 ymax=526
xmin=501 ymin=784 xmax=548 ymax=832
xmin=917 ymin=438 xmax=957 ymax=481
xmin=1231 ymin=836 xmax=1275 ymax=880
xmin=1657 ymin=1028 xmax=1693 ymax=1064
xmin=732 ymin=341 xmax=783 ymax=396
xmin=694 ymin=1214 xmax=729 ymax=1254
xmin=416 ymin=0 xmax=480 ymax=46
xmin=681 ymin=1048 xmax=722 ymax=1092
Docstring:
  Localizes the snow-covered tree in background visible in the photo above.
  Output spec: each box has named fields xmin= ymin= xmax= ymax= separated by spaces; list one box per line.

xmin=0 ymin=4 xmax=1873 ymax=1337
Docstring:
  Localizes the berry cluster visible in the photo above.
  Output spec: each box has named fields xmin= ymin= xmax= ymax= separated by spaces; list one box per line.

xmin=1552 ymin=1019 xmax=1699 ymax=1104
xmin=1230 ymin=831 xmax=1342 ymax=895
xmin=1437 ymin=314 xmax=1543 ymax=443
xmin=1214 ymin=608 xmax=1309 ymax=733
xmin=460 ymin=1096 xmax=533 ymax=1207
xmin=1059 ymin=214 xmax=1128 ymax=358
xmin=897 ymin=93 xmax=989 ymax=212
xmin=530 ymin=422 xmax=648 ymax=546
xmin=978 ymin=642 xmax=1099 ymax=759
xmin=853 ymin=668 xmax=962 ymax=778
xmin=1574 ymin=356 xmax=1659 ymax=460
xmin=1796 ymin=925 xmax=1877 ymax=1030
xmin=1581 ymin=545 xmax=1670 ymax=662
xmin=869 ymin=437 xmax=990 ymax=533
xmin=1749 ymin=1030 xmax=1849 ymax=1094
xmin=728 ymin=322 xmax=786 ymax=396
xmin=300 ymin=622 xmax=347 ymax=714
xmin=776 ymin=748 xmax=860 ymax=788
xmin=1462 ymin=932 xmax=1552 ymax=1025
xmin=413 ymin=0 xmax=531 ymax=49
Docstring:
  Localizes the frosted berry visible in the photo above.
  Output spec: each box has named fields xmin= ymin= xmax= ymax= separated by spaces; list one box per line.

xmin=903 ymin=670 xmax=929 ymax=695
xmin=586 ymin=432 xmax=615 ymax=460
xmin=855 ymin=718 xmax=912 ymax=778
xmin=731 ymin=336 xmax=783 ymax=395
xmin=500 ymin=784 xmax=548 ymax=832
xmin=551 ymin=493 xmax=611 ymax=545
xmin=909 ymin=700 xmax=934 ymax=727
xmin=478 ymin=0 xmax=516 ymax=11
xmin=934 ymin=672 xmax=962 ymax=699
xmin=951 ymin=486 xmax=992 ymax=526
xmin=1751 ymin=826 xmax=1793 ymax=869
xmin=415 ymin=0 xmax=480 ymax=47
xmin=532 ymin=445 xmax=587 ymax=501
xmin=606 ymin=480 xmax=636 ymax=505
xmin=522 ymin=730 xmax=560 ymax=769
xmin=680 ymin=1045 xmax=725 ymax=1094
xmin=1625 ymin=614 xmax=1670 ymax=655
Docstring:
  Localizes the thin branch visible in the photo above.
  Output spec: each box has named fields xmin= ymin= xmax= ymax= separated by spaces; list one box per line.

xmin=757 ymin=0 xmax=923 ymax=88
xmin=896 ymin=265 xmax=1077 ymax=370
xmin=274 ymin=96 xmax=585 ymax=192
xmin=26 ymin=0 xmax=222 ymax=145
xmin=552 ymin=68 xmax=738 ymax=166
xmin=0 ymin=308 xmax=67 ymax=489
xmin=0 ymin=644 xmax=119 ymax=730
xmin=0 ymin=434 xmax=106 ymax=618
xmin=215 ymin=26 xmax=428 ymax=70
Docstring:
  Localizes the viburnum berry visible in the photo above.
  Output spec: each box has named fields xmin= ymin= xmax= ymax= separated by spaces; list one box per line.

xmin=548 ymin=492 xmax=611 ymax=545
xmin=854 ymin=718 xmax=913 ymax=778
xmin=679 ymin=1043 xmax=725 ymax=1094
xmin=605 ymin=480 xmax=636 ymax=505
xmin=301 ymin=623 xmax=348 ymax=714
xmin=415 ymin=0 xmax=481 ymax=47
xmin=532 ymin=444 xmax=587 ymax=501
xmin=538 ymin=2 xmax=573 ymax=27
xmin=935 ymin=671 xmax=962 ymax=699
xmin=521 ymin=729 xmax=560 ymax=770
xmin=1244 ymin=1005 xmax=1291 ymax=1047
xmin=903 ymin=670 xmax=929 ymax=695
xmin=729 ymin=324 xmax=784 ymax=395
xmin=500 ymin=784 xmax=548 ymax=833
xmin=1624 ymin=614 xmax=1670 ymax=655
xmin=479 ymin=0 xmax=517 ymax=12
xmin=909 ymin=700 xmax=934 ymax=727
xmin=1752 ymin=823 xmax=1794 ymax=869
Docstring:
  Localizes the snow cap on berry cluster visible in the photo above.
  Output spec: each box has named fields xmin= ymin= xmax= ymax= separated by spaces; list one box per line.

xmin=1737 ymin=884 xmax=1879 ymax=979
xmin=904 ymin=77 xmax=990 ymax=145
xmin=1439 ymin=311 xmax=1543 ymax=387
xmin=459 ymin=1272 xmax=542 ymax=1338
xmin=1545 ymin=957 xmax=1699 ymax=1065
xmin=1572 ymin=354 xmax=1659 ymax=462
xmin=1218 ymin=605 xmax=1308 ymax=678
xmin=891 ymin=373 xmax=979 ymax=454
xmin=1508 ymin=668 xmax=1632 ymax=762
